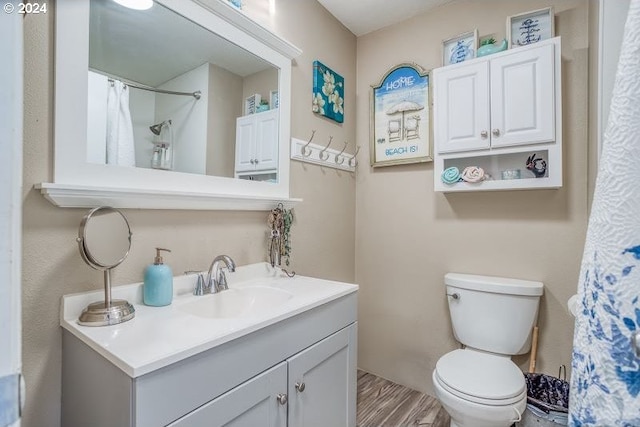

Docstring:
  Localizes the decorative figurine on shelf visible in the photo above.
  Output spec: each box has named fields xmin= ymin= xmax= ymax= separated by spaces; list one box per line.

xmin=477 ymin=38 xmax=508 ymax=57
xmin=526 ymin=153 xmax=547 ymax=178
xmin=461 ymin=166 xmax=486 ymax=183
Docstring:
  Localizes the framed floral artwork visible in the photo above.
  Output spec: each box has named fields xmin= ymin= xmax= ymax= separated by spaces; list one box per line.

xmin=312 ymin=60 xmax=344 ymax=123
xmin=370 ymin=63 xmax=432 ymax=167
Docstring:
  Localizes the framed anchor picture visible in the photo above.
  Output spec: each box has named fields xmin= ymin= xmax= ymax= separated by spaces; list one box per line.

xmin=370 ymin=63 xmax=432 ymax=167
xmin=507 ymin=7 xmax=554 ymax=48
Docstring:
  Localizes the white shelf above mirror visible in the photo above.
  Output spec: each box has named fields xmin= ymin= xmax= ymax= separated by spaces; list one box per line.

xmin=37 ymin=183 xmax=301 ymax=211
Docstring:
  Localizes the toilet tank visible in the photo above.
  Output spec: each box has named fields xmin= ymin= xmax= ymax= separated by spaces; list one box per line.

xmin=445 ymin=273 xmax=543 ymax=355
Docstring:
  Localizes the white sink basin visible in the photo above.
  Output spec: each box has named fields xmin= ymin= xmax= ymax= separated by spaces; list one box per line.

xmin=179 ymin=285 xmax=294 ymax=319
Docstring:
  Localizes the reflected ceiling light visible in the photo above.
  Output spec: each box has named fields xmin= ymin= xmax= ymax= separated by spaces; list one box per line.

xmin=112 ymin=0 xmax=153 ymax=10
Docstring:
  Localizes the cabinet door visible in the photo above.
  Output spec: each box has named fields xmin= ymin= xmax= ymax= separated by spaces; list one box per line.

xmin=235 ymin=115 xmax=256 ymax=173
xmin=434 ymin=61 xmax=490 ymax=153
xmin=288 ymin=323 xmax=357 ymax=427
xmin=490 ymin=43 xmax=555 ymax=147
xmin=168 ymin=362 xmax=287 ymax=427
xmin=254 ymin=110 xmax=279 ymax=171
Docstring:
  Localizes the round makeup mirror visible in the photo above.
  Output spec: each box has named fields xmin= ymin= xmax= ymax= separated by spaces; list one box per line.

xmin=77 ymin=206 xmax=135 ymax=326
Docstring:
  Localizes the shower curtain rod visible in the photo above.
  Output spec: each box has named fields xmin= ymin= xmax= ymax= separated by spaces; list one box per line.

xmin=108 ymin=78 xmax=201 ymax=100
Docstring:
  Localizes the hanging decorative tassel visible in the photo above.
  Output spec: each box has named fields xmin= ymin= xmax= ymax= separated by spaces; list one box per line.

xmin=267 ymin=204 xmax=295 ymax=276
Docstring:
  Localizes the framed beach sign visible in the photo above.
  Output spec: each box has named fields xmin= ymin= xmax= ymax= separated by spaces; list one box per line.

xmin=507 ymin=7 xmax=554 ymax=48
xmin=312 ymin=60 xmax=344 ymax=123
xmin=370 ymin=63 xmax=432 ymax=167
xmin=442 ymin=30 xmax=478 ymax=66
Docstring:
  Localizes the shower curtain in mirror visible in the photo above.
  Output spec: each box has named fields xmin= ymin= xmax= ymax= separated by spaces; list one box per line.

xmin=106 ymin=80 xmax=136 ymax=167
xmin=570 ymin=1 xmax=640 ymax=425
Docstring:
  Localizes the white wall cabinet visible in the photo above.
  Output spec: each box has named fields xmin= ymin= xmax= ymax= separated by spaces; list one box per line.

xmin=433 ymin=37 xmax=562 ymax=192
xmin=62 ymin=293 xmax=357 ymax=427
xmin=235 ymin=109 xmax=279 ymax=175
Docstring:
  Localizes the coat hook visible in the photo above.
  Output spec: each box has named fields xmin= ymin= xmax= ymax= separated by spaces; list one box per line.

xmin=301 ymin=130 xmax=315 ymax=157
xmin=319 ymin=136 xmax=333 ymax=161
xmin=335 ymin=141 xmax=348 ymax=165
xmin=348 ymin=145 xmax=360 ymax=168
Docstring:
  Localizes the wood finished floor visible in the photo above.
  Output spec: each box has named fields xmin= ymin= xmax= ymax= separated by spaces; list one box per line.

xmin=357 ymin=370 xmax=450 ymax=427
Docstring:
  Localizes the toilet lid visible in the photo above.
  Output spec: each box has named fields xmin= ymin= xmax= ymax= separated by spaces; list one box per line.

xmin=435 ymin=350 xmax=525 ymax=401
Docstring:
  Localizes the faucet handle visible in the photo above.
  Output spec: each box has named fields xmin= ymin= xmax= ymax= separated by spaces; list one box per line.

xmin=216 ymin=269 xmax=229 ymax=292
xmin=184 ymin=271 xmax=207 ymax=296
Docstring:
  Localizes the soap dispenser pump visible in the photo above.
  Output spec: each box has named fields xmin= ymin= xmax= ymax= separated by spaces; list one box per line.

xmin=143 ymin=247 xmax=173 ymax=306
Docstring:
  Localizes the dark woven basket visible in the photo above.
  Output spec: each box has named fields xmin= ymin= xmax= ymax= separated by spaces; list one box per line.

xmin=524 ymin=372 xmax=570 ymax=414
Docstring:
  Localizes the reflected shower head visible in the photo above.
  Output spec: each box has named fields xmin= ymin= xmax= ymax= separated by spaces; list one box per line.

xmin=149 ymin=119 xmax=171 ymax=135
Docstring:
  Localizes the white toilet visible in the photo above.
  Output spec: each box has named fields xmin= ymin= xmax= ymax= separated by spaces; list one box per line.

xmin=433 ymin=273 xmax=543 ymax=427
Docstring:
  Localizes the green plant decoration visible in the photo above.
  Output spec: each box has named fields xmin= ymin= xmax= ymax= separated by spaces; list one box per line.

xmin=481 ymin=37 xmax=497 ymax=46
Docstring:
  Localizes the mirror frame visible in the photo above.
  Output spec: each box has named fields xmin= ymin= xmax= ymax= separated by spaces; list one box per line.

xmin=41 ymin=0 xmax=302 ymax=210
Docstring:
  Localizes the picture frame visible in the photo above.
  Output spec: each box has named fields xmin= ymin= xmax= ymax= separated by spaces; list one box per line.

xmin=370 ymin=63 xmax=432 ymax=167
xmin=442 ymin=30 xmax=478 ymax=66
xmin=269 ymin=90 xmax=279 ymax=109
xmin=244 ymin=93 xmax=261 ymax=115
xmin=507 ymin=7 xmax=555 ymax=48
xmin=312 ymin=60 xmax=344 ymax=123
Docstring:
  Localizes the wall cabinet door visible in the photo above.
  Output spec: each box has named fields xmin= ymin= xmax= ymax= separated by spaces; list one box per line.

xmin=434 ymin=42 xmax=555 ymax=153
xmin=434 ymin=61 xmax=490 ymax=153
xmin=236 ymin=115 xmax=256 ymax=172
xmin=235 ymin=110 xmax=279 ymax=173
xmin=168 ymin=362 xmax=288 ymax=427
xmin=287 ymin=324 xmax=357 ymax=427
xmin=490 ymin=43 xmax=555 ymax=148
xmin=254 ymin=110 xmax=279 ymax=171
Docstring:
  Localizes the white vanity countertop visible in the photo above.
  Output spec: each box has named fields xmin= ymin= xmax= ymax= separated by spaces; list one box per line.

xmin=60 ymin=263 xmax=358 ymax=378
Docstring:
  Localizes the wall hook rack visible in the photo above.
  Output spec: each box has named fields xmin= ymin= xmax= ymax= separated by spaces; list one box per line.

xmin=291 ymin=137 xmax=356 ymax=172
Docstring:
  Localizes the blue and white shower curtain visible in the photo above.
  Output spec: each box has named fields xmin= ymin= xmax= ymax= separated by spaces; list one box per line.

xmin=570 ymin=1 xmax=640 ymax=425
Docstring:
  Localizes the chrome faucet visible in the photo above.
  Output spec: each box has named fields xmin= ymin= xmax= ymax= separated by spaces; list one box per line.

xmin=205 ymin=255 xmax=236 ymax=293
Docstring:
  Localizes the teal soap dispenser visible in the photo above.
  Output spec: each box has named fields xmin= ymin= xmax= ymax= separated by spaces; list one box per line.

xmin=144 ymin=248 xmax=173 ymax=306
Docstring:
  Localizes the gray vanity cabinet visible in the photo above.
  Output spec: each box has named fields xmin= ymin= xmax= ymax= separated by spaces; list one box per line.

xmin=169 ymin=324 xmax=357 ymax=427
xmin=288 ymin=325 xmax=356 ymax=427
xmin=62 ymin=293 xmax=357 ymax=427
xmin=168 ymin=362 xmax=288 ymax=427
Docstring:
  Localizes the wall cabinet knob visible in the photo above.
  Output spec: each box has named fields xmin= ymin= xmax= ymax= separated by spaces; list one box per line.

xmin=276 ymin=393 xmax=288 ymax=405
xmin=254 ymin=159 xmax=259 ymax=164
xmin=480 ymin=130 xmax=488 ymax=138
xmin=295 ymin=382 xmax=306 ymax=392
xmin=492 ymin=129 xmax=500 ymax=137
xmin=250 ymin=159 xmax=255 ymax=164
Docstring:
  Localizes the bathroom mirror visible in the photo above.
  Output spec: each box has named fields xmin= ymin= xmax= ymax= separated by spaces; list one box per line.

xmin=44 ymin=0 xmax=301 ymax=210
xmin=87 ymin=0 xmax=278 ymax=179
xmin=77 ymin=206 xmax=135 ymax=326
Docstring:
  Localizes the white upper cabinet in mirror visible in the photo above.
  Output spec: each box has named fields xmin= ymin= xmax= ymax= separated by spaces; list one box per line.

xmin=40 ymin=0 xmax=302 ymax=210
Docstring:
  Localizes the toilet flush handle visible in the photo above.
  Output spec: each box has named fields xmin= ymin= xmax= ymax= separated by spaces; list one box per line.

xmin=446 ymin=292 xmax=460 ymax=300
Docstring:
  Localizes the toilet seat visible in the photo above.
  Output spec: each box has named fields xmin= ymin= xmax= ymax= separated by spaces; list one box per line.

xmin=435 ymin=349 xmax=526 ymax=406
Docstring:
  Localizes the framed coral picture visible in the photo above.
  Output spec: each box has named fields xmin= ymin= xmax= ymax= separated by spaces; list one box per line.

xmin=312 ymin=60 xmax=344 ymax=123
xmin=370 ymin=63 xmax=432 ymax=167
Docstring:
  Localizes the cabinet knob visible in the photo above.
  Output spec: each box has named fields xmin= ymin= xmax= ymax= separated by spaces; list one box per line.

xmin=492 ymin=129 xmax=500 ymax=137
xmin=295 ymin=382 xmax=306 ymax=392
xmin=480 ymin=130 xmax=488 ymax=139
xmin=276 ymin=393 xmax=288 ymax=405
xmin=250 ymin=159 xmax=255 ymax=164
xmin=254 ymin=159 xmax=259 ymax=164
